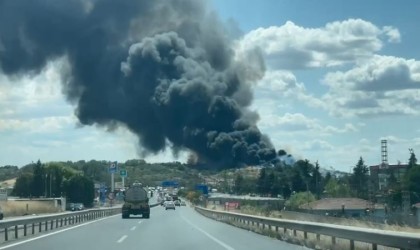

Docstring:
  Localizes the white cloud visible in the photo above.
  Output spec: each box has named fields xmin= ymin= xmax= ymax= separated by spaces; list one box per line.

xmin=258 ymin=112 xmax=358 ymax=135
xmin=259 ymin=112 xmax=317 ymax=131
xmin=359 ymin=138 xmax=370 ymax=144
xmin=0 ymin=58 xmax=69 ymax=119
xmin=302 ymin=140 xmax=334 ymax=151
xmin=324 ymin=55 xmax=420 ymax=91
xmin=237 ymin=19 xmax=400 ymax=69
xmin=0 ymin=116 xmax=75 ymax=133
xmin=257 ymin=70 xmax=305 ymax=95
xmin=323 ymin=55 xmax=420 ymax=117
xmin=383 ymin=26 xmax=401 ymax=43
xmin=255 ymin=70 xmax=325 ymax=108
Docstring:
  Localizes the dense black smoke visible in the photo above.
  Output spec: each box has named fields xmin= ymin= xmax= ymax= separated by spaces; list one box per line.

xmin=0 ymin=0 xmax=277 ymax=168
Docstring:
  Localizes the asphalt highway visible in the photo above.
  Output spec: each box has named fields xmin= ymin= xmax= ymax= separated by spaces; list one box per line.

xmin=0 ymin=204 xmax=306 ymax=250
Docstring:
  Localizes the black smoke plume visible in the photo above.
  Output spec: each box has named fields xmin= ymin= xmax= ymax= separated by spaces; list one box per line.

xmin=0 ymin=0 xmax=277 ymax=168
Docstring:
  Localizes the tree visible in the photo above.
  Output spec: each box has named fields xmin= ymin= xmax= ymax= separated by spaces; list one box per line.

xmin=186 ymin=191 xmax=200 ymax=204
xmin=46 ymin=163 xmax=65 ymax=197
xmin=351 ymin=157 xmax=369 ymax=199
xmin=31 ymin=160 xmax=45 ymax=197
xmin=310 ymin=161 xmax=322 ymax=198
xmin=408 ymin=149 xmax=418 ymax=170
xmin=401 ymin=149 xmax=420 ymax=204
xmin=405 ymin=165 xmax=420 ymax=204
xmin=12 ymin=173 xmax=33 ymax=197
xmin=233 ymin=173 xmax=244 ymax=194
xmin=281 ymin=184 xmax=292 ymax=199
xmin=64 ymin=175 xmax=95 ymax=207
xmin=257 ymin=168 xmax=270 ymax=194
xmin=325 ymin=178 xmax=351 ymax=198
xmin=324 ymin=172 xmax=332 ymax=185
xmin=267 ymin=172 xmax=279 ymax=197
xmin=290 ymin=160 xmax=310 ymax=193
xmin=285 ymin=191 xmax=316 ymax=210
xmin=0 ymin=165 xmax=19 ymax=181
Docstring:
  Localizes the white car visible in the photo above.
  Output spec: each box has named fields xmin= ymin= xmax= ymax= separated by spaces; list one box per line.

xmin=165 ymin=201 xmax=176 ymax=210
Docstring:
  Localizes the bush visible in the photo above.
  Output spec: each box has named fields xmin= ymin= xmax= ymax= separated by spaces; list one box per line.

xmin=285 ymin=191 xmax=315 ymax=210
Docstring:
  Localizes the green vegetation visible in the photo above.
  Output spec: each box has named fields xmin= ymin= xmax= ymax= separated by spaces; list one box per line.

xmin=0 ymin=165 xmax=19 ymax=181
xmin=65 ymin=175 xmax=95 ymax=206
xmin=12 ymin=160 xmax=95 ymax=206
xmin=4 ymin=148 xmax=420 ymax=211
xmin=350 ymin=157 xmax=369 ymax=199
xmin=285 ymin=191 xmax=316 ymax=210
xmin=9 ymin=159 xmax=208 ymax=207
xmin=404 ymin=151 xmax=420 ymax=204
xmin=227 ymin=159 xmax=327 ymax=199
xmin=324 ymin=178 xmax=351 ymax=198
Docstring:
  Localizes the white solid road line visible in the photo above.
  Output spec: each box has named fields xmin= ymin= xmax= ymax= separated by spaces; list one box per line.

xmin=130 ymin=226 xmax=136 ymax=231
xmin=0 ymin=214 xmax=120 ymax=250
xmin=181 ymin=216 xmax=235 ymax=250
xmin=138 ymin=221 xmax=142 ymax=224
xmin=117 ymin=235 xmax=128 ymax=243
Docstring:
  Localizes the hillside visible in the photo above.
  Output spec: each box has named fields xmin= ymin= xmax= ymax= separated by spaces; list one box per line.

xmin=2 ymin=160 xmax=216 ymax=189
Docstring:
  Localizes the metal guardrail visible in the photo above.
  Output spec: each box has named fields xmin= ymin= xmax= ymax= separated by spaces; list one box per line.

xmin=195 ymin=206 xmax=420 ymax=250
xmin=0 ymin=203 xmax=160 ymax=244
xmin=0 ymin=207 xmax=121 ymax=243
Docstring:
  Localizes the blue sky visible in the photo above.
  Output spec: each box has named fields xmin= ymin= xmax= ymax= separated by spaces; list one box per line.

xmin=1 ymin=0 xmax=420 ymax=171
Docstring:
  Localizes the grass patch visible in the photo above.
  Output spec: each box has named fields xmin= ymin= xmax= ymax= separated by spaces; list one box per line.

xmin=231 ymin=206 xmax=420 ymax=234
xmin=0 ymin=201 xmax=60 ymax=217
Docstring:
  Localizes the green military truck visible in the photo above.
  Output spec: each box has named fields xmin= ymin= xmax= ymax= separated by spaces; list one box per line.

xmin=122 ymin=182 xmax=150 ymax=219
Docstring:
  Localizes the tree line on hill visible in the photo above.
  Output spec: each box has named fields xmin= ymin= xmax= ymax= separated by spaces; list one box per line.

xmin=7 ymin=159 xmax=205 ymax=206
xmin=4 ymin=150 xmax=419 ymax=210
xmin=228 ymin=151 xmax=420 ymax=211
xmin=12 ymin=160 xmax=95 ymax=206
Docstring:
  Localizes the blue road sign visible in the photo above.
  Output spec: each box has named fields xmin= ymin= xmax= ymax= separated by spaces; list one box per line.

xmin=109 ymin=161 xmax=118 ymax=174
xmin=195 ymin=184 xmax=208 ymax=195
xmin=162 ymin=180 xmax=179 ymax=187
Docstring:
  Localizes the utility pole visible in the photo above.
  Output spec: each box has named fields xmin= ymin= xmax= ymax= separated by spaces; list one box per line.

xmin=111 ymin=172 xmax=115 ymax=192
xmin=50 ymin=173 xmax=52 ymax=197
xmin=45 ymin=173 xmax=48 ymax=197
xmin=109 ymin=161 xmax=117 ymax=193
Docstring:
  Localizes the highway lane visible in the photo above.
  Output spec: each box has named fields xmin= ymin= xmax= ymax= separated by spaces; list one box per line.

xmin=0 ymin=204 xmax=306 ymax=250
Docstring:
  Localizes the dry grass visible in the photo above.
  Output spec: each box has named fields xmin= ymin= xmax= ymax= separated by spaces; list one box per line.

xmin=231 ymin=205 xmax=420 ymax=233
xmin=0 ymin=201 xmax=60 ymax=217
